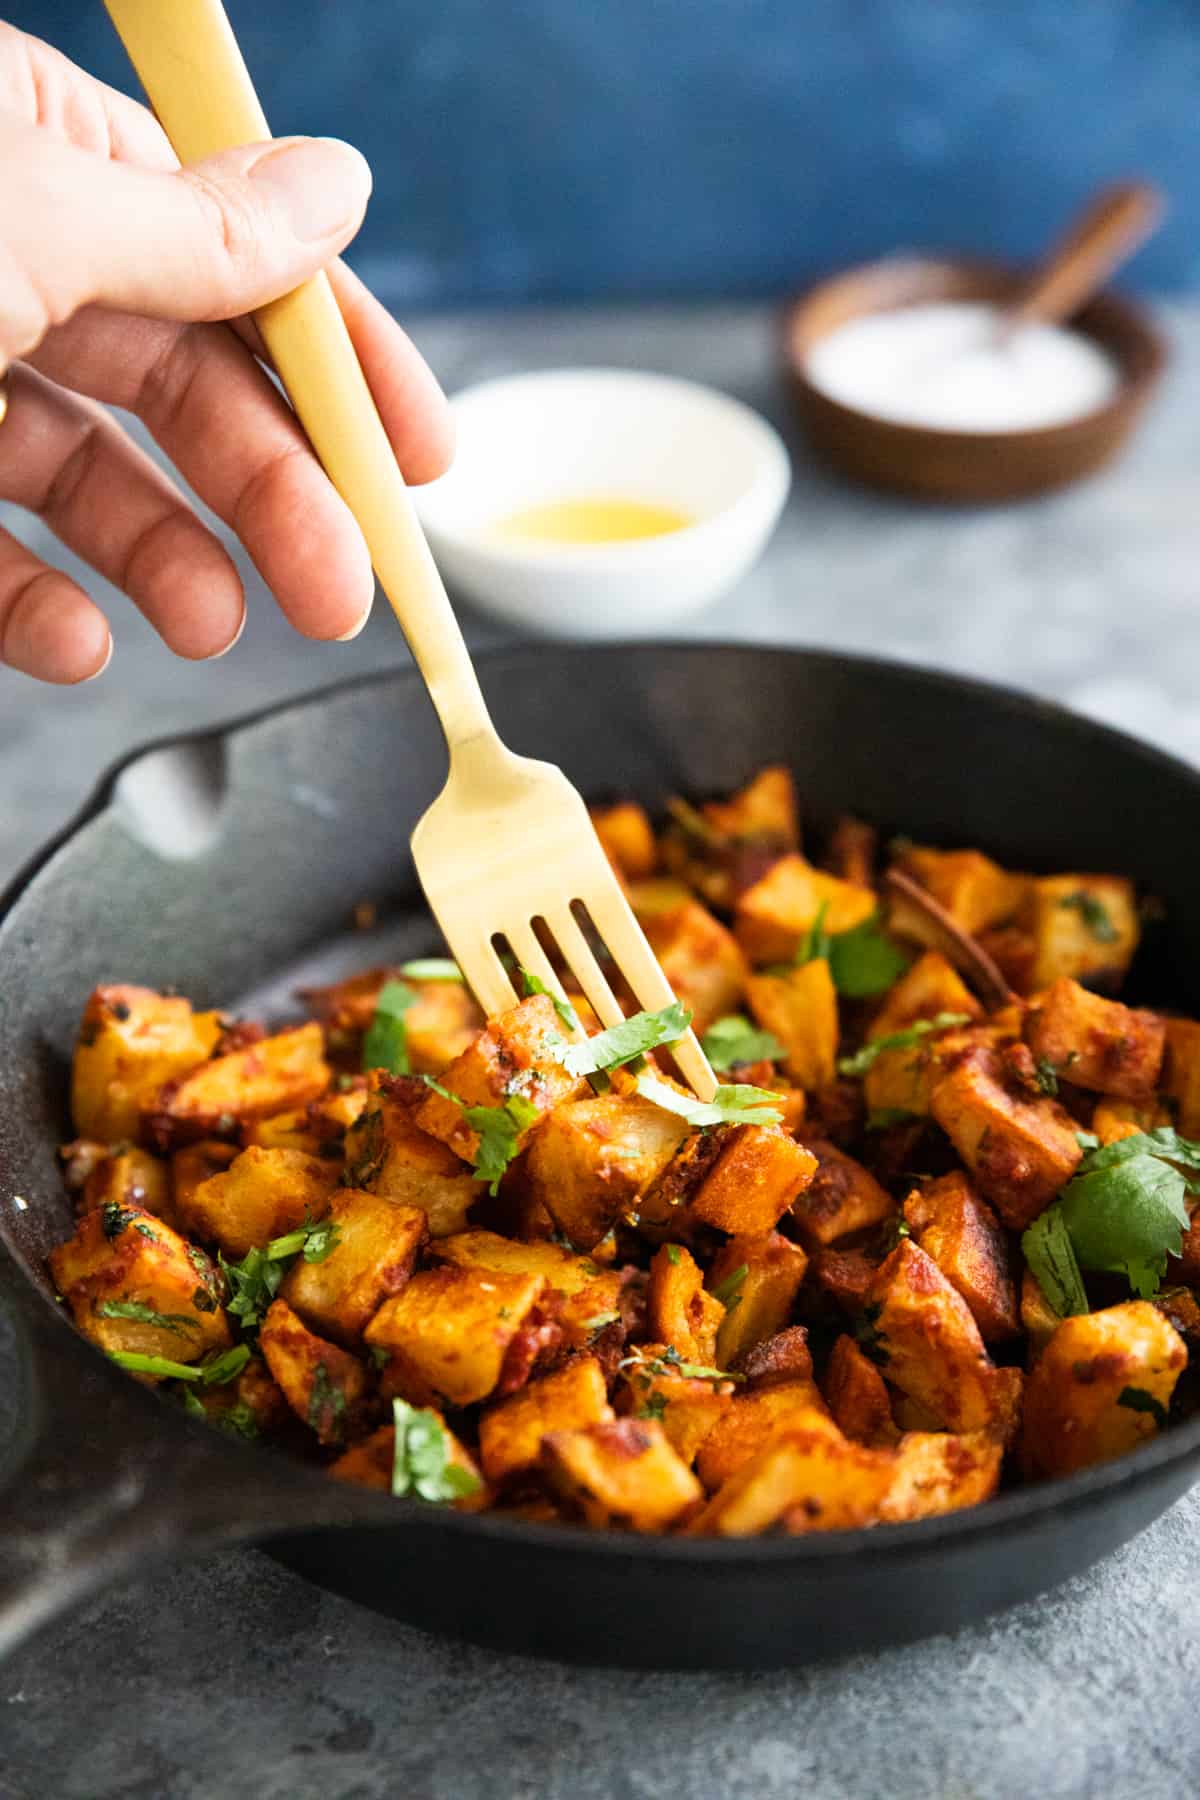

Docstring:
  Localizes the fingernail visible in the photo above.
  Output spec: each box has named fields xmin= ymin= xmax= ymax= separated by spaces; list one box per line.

xmin=334 ymin=606 xmax=371 ymax=642
xmin=82 ymin=631 xmax=114 ymax=683
xmin=206 ymin=606 xmax=247 ymax=661
xmin=250 ymin=137 xmax=372 ymax=242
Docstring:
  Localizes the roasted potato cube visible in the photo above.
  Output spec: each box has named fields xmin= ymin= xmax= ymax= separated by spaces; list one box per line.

xmin=281 ymin=1189 xmax=427 ymax=1345
xmin=1027 ymin=875 xmax=1139 ymax=993
xmin=812 ymin=1245 xmax=881 ymax=1312
xmin=734 ymin=854 xmax=876 ymax=966
xmin=708 ymin=1232 xmax=808 ymax=1369
xmin=345 ymin=1077 xmax=482 ymax=1236
xmin=49 ymin=1204 xmax=229 ymax=1369
xmin=641 ymin=900 xmax=748 ymax=1037
xmin=72 ymin=984 xmax=222 ymax=1141
xmin=861 ymin=951 xmax=983 ymax=1119
xmin=243 ymin=1088 xmax=365 ymax=1156
xmin=930 ymin=1045 xmax=1082 ymax=1230
xmin=1025 ymin=979 xmax=1164 ymax=1100
xmin=415 ymin=995 xmax=587 ymax=1161
xmin=1093 ymin=1097 xmax=1170 ymax=1146
xmin=823 ymin=1333 xmax=898 ymax=1446
xmin=646 ymin=1243 xmax=725 ymax=1364
xmin=541 ymin=1418 xmax=702 ymax=1531
xmin=329 ymin=1417 xmax=486 ymax=1508
xmin=303 ymin=968 xmax=482 ymax=1073
xmin=82 ymin=1146 xmax=173 ymax=1229
xmin=903 ymin=1171 xmax=1018 ymax=1343
xmin=745 ymin=961 xmax=838 ymax=1091
xmin=259 ymin=1297 xmax=366 ymax=1446
xmin=695 ymin=1382 xmax=831 ymax=1491
xmin=364 ymin=1266 xmax=548 ymax=1407
xmin=171 ymin=1140 xmax=237 ymax=1224
xmin=589 ymin=801 xmax=658 ymax=879
xmin=1021 ymin=1301 xmax=1186 ymax=1478
xmin=878 ymin=1430 xmax=1003 ymax=1522
xmin=790 ymin=1140 xmax=893 ymax=1248
xmin=480 ymin=1356 xmax=613 ymax=1484
xmin=524 ymin=1093 xmax=689 ymax=1250
xmin=692 ymin=1420 xmax=892 ymax=1536
xmin=186 ymin=1353 xmax=289 ymax=1440
xmin=431 ymin=1229 xmax=622 ymax=1348
xmin=1162 ymin=1017 xmax=1200 ymax=1136
xmin=740 ymin=1325 xmax=814 ymax=1388
xmin=896 ymin=848 xmax=1028 ymax=937
xmin=179 ymin=1146 xmax=338 ymax=1258
xmin=615 ymin=1350 xmax=734 ymax=1465
xmin=1020 ymin=1268 xmax=1062 ymax=1362
xmin=1168 ymin=1208 xmax=1200 ymax=1287
xmin=144 ymin=1022 xmax=330 ymax=1150
xmin=703 ymin=765 xmax=799 ymax=848
xmin=865 ymin=1240 xmax=1021 ymax=1437
xmin=690 ymin=1125 xmax=817 ymax=1236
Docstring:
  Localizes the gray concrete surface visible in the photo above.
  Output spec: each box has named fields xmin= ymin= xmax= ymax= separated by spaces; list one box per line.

xmin=2 ymin=303 xmax=1199 ymax=1798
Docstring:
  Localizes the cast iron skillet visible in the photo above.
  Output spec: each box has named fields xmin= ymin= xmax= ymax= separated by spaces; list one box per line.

xmin=2 ymin=644 xmax=1199 ymax=1671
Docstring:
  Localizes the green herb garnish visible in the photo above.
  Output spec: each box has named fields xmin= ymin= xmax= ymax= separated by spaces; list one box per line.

xmin=1034 ymin=1057 xmax=1060 ymax=1097
xmin=109 ymin=1342 xmax=250 ymax=1384
xmin=362 ymin=979 xmax=416 ymax=1075
xmin=399 ymin=959 xmax=464 ymax=982
xmin=620 ymin=1344 xmax=739 ymax=1385
xmin=1021 ymin=1203 xmax=1089 ymax=1318
xmin=635 ymin=1391 xmax=669 ymax=1422
xmin=666 ymin=1245 xmax=682 ymax=1266
xmin=101 ymin=1202 xmax=140 ymax=1240
xmin=95 ymin=1300 xmax=194 ymax=1335
xmin=265 ymin=1216 xmax=341 ymax=1264
xmin=1058 ymin=891 xmax=1119 ymax=944
xmin=797 ymin=900 xmax=831 ymax=965
xmin=701 ymin=1015 xmax=785 ymax=1072
xmin=308 ymin=1362 xmax=348 ymax=1443
xmin=557 ymin=1001 xmax=691 ymax=1076
xmin=521 ymin=967 xmax=581 ymax=1033
xmin=826 ymin=915 xmax=910 ymax=998
xmin=711 ymin=1265 xmax=748 ymax=1311
xmin=1057 ymin=1129 xmax=1198 ymax=1299
xmin=391 ymin=1398 xmax=482 ymax=1503
xmin=837 ymin=1012 xmax=971 ymax=1078
xmin=635 ymin=1072 xmax=783 ymax=1129
xmin=1118 ymin=1385 xmax=1169 ymax=1430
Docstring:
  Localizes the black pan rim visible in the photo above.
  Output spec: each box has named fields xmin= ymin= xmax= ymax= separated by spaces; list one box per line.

xmin=4 ymin=639 xmax=1200 ymax=1570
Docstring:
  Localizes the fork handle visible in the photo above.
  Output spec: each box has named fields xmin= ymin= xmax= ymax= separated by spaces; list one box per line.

xmin=104 ymin=0 xmax=495 ymax=757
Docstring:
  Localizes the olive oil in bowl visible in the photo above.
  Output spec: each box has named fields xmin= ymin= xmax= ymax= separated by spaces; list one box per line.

xmin=490 ymin=496 xmax=692 ymax=546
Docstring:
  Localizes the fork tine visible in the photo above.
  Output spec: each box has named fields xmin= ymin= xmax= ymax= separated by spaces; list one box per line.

xmin=581 ymin=886 xmax=719 ymax=1100
xmin=501 ymin=921 xmax=585 ymax=1038
xmin=541 ymin=906 xmax=627 ymax=1030
xmin=451 ymin=933 xmax=520 ymax=1021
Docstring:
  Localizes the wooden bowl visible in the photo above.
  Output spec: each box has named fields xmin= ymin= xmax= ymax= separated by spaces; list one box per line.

xmin=784 ymin=255 xmax=1166 ymax=502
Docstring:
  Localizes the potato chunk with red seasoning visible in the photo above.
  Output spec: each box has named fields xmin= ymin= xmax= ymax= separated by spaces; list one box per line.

xmin=615 ymin=1349 xmax=734 ymax=1464
xmin=930 ymin=1045 xmax=1082 ymax=1229
xmin=692 ymin=1419 xmax=893 ymax=1536
xmin=1021 ymin=1301 xmax=1185 ymax=1479
xmin=523 ymin=1093 xmax=689 ymax=1250
xmin=49 ymin=1204 xmax=229 ymax=1369
xmin=72 ymin=985 xmax=223 ymax=1141
xmin=646 ymin=1243 xmax=725 ymax=1363
xmin=861 ymin=952 xmax=983 ymax=1119
xmin=1027 ymin=875 xmax=1139 ymax=993
xmin=690 ymin=1124 xmax=817 ymax=1236
xmin=82 ymin=1146 xmax=173 ymax=1229
xmin=480 ymin=1356 xmax=613 ymax=1485
xmin=823 ymin=1334 xmax=898 ymax=1446
xmin=414 ymin=995 xmax=586 ymax=1161
xmin=641 ymin=900 xmax=748 ymax=1037
xmin=894 ymin=848 xmax=1028 ymax=938
xmin=430 ymin=1229 xmax=622 ymax=1349
xmin=364 ymin=1266 xmax=549 ymax=1407
xmin=329 ymin=1416 xmax=486 ymax=1508
xmin=303 ymin=968 xmax=482 ymax=1073
xmin=281 ymin=1189 xmax=427 ymax=1346
xmin=734 ymin=854 xmax=876 ymax=966
xmin=1163 ymin=1017 xmax=1200 ymax=1136
xmin=708 ymin=1232 xmax=808 ymax=1369
xmin=903 ymin=1171 xmax=1018 ymax=1343
xmin=1025 ymin=979 xmax=1164 ymax=1100
xmin=879 ymin=1430 xmax=1003 ymax=1522
xmin=589 ymin=801 xmax=658 ymax=879
xmin=178 ymin=1146 xmax=338 ymax=1259
xmin=542 ymin=1418 xmax=702 ymax=1531
xmin=745 ymin=960 xmax=838 ymax=1091
xmin=344 ymin=1075 xmax=482 ymax=1236
xmin=703 ymin=764 xmax=799 ymax=849
xmin=695 ymin=1383 xmax=830 ymax=1490
xmin=790 ymin=1140 xmax=893 ymax=1248
xmin=259 ymin=1298 xmax=366 ymax=1446
xmin=144 ymin=1022 xmax=330 ymax=1150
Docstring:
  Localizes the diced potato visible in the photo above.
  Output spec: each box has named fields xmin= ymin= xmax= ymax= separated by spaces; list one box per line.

xmin=83 ymin=1146 xmax=173 ymax=1229
xmin=1162 ymin=1017 xmax=1200 ymax=1137
xmin=930 ymin=1045 xmax=1082 ymax=1230
xmin=1093 ymin=1097 xmax=1170 ymax=1146
xmin=1168 ymin=1209 xmax=1200 ymax=1286
xmin=49 ymin=1203 xmax=229 ymax=1369
xmin=878 ymin=1430 xmax=1003 ymax=1522
xmin=328 ymin=1417 xmax=486 ymax=1508
xmin=1155 ymin=1287 xmax=1200 ymax=1341
xmin=303 ymin=968 xmax=482 ymax=1073
xmin=628 ymin=877 xmax=695 ymax=920
xmin=708 ymin=1232 xmax=808 ymax=1369
xmin=179 ymin=1145 xmax=338 ymax=1259
xmin=186 ymin=1353 xmax=289 ymax=1439
xmin=1027 ymin=875 xmax=1139 ymax=993
xmin=364 ymin=1266 xmax=548 ymax=1407
xmin=1025 ymin=979 xmax=1164 ymax=1099
xmin=740 ymin=1325 xmax=814 ymax=1388
xmin=695 ymin=1383 xmax=831 ymax=1491
xmin=171 ymin=1140 xmax=237 ymax=1224
xmin=243 ymin=1088 xmax=365 ymax=1156
xmin=690 ymin=1124 xmax=817 ymax=1236
xmin=790 ymin=1140 xmax=893 ymax=1248
xmin=615 ymin=1348 xmax=734 ymax=1464
xmin=1020 ymin=1269 xmax=1063 ymax=1363
xmin=703 ymin=765 xmax=799 ymax=849
xmin=541 ymin=1418 xmax=702 ymax=1531
xmin=1021 ymin=1301 xmax=1186 ymax=1478
xmin=896 ymin=848 xmax=1029 ymax=937
xmin=903 ymin=1171 xmax=1018 ymax=1343
xmin=414 ymin=995 xmax=587 ymax=1161
xmin=72 ymin=984 xmax=223 ymax=1141
xmin=646 ymin=1243 xmax=725 ymax=1364
xmin=480 ymin=1356 xmax=613 ymax=1485
xmin=745 ymin=960 xmax=838 ymax=1091
xmin=589 ymin=801 xmax=658 ymax=878
xmin=823 ymin=1333 xmax=898 ymax=1446
xmin=431 ymin=1229 xmax=623 ymax=1348
xmin=811 ymin=1245 xmax=880 ymax=1312
xmin=862 ymin=952 xmax=983 ymax=1119
xmin=641 ymin=900 xmax=748 ymax=1037
xmin=281 ymin=1189 xmax=427 ymax=1346
xmin=825 ymin=815 xmax=876 ymax=888
xmin=344 ymin=1075 xmax=482 ymax=1236
xmin=144 ymin=1023 xmax=330 ymax=1150
xmin=523 ymin=1093 xmax=689 ymax=1250
xmin=259 ymin=1297 xmax=367 ymax=1447
xmin=691 ymin=1419 xmax=893 ymax=1536
xmin=734 ymin=854 xmax=876 ymax=966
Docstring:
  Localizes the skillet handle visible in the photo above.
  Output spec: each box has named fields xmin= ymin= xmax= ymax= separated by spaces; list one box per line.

xmin=0 ymin=1251 xmax=369 ymax=1657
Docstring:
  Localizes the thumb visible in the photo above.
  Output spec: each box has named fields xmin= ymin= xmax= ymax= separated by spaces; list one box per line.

xmin=0 ymin=124 xmax=372 ymax=361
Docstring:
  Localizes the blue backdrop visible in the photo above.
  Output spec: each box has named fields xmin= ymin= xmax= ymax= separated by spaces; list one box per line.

xmin=9 ymin=1 xmax=1198 ymax=304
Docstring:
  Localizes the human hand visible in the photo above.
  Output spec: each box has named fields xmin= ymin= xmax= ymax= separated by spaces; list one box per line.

xmin=0 ymin=22 xmax=453 ymax=683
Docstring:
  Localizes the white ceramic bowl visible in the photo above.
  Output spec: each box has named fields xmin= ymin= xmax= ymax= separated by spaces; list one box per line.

xmin=411 ymin=368 xmax=792 ymax=638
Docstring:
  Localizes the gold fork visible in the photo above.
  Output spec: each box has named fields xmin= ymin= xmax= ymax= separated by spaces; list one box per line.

xmin=105 ymin=0 xmax=717 ymax=1099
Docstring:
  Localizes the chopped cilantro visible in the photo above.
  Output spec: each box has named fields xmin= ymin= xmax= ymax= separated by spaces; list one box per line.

xmin=797 ymin=900 xmax=831 ymax=966
xmin=1021 ymin=1203 xmax=1089 ymax=1318
xmin=1058 ymin=891 xmax=1119 ymax=944
xmin=201 ymin=1343 xmax=251 ymax=1385
xmin=307 ymin=1362 xmax=347 ymax=1442
xmin=362 ymin=979 xmax=416 ymax=1075
xmin=619 ymin=1344 xmax=739 ymax=1385
xmin=701 ymin=1015 xmax=785 ymax=1072
xmin=1118 ymin=1386 xmax=1169 ymax=1430
xmin=666 ymin=1244 xmax=682 ymax=1266
xmin=100 ymin=1202 xmax=139 ymax=1240
xmin=826 ymin=915 xmax=910 ymax=998
xmin=1034 ymin=1057 xmax=1060 ymax=1097
xmin=636 ymin=1392 xmax=669 ymax=1422
xmin=391 ymin=1398 xmax=482 ymax=1503
xmin=399 ymin=958 xmax=464 ymax=982
xmin=266 ymin=1216 xmax=341 ymax=1264
xmin=635 ymin=1071 xmax=783 ymax=1129
xmin=521 ymin=967 xmax=581 ymax=1033
xmin=837 ymin=1012 xmax=971 ymax=1078
xmin=711 ymin=1264 xmax=748 ymax=1311
xmin=1058 ymin=1129 xmax=1197 ymax=1299
xmin=109 ymin=1351 xmax=206 ymax=1380
xmin=95 ymin=1300 xmax=193 ymax=1335
xmin=556 ymin=1001 xmax=691 ymax=1077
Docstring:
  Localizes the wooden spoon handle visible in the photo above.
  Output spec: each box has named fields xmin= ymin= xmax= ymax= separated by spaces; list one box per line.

xmin=1004 ymin=181 xmax=1164 ymax=335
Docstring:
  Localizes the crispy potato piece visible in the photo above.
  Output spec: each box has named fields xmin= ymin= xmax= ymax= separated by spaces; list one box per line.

xmin=1019 ymin=1268 xmax=1062 ymax=1363
xmin=646 ymin=1243 xmax=725 ymax=1364
xmin=328 ymin=1417 xmax=487 ymax=1508
xmin=628 ymin=876 xmax=695 ymax=921
xmin=861 ymin=951 xmax=983 ymax=1119
xmin=703 ymin=765 xmax=799 ymax=848
xmin=690 ymin=1124 xmax=817 ymax=1236
xmin=615 ymin=1349 xmax=734 ymax=1464
xmin=734 ymin=854 xmax=876 ymax=966
xmin=303 ymin=969 xmax=483 ymax=1073
xmin=1021 ymin=1301 xmax=1186 ymax=1478
xmin=415 ymin=995 xmax=587 ymax=1160
xmin=930 ymin=1044 xmax=1082 ymax=1230
xmin=171 ymin=1140 xmax=237 ymax=1225
xmin=878 ymin=1430 xmax=1003 ymax=1522
xmin=49 ymin=1204 xmax=229 ymax=1369
xmin=259 ymin=1297 xmax=366 ymax=1447
xmin=1168 ymin=1208 xmax=1200 ymax=1287
xmin=144 ymin=1023 xmax=330 ymax=1151
xmin=1025 ymin=979 xmax=1164 ymax=1100
xmin=365 ymin=1266 xmax=548 ymax=1407
xmin=740 ymin=1325 xmax=813 ymax=1388
xmin=1027 ymin=875 xmax=1139 ymax=993
xmin=865 ymin=1240 xmax=1021 ymax=1438
xmin=823 ymin=1333 xmax=898 ymax=1446
xmin=431 ymin=1229 xmax=622 ymax=1348
xmin=895 ymin=849 xmax=1029 ymax=938
xmin=641 ymin=900 xmax=748 ymax=1037
xmin=790 ymin=1139 xmax=894 ymax=1248
xmin=72 ymin=985 xmax=223 ymax=1141
xmin=243 ymin=1088 xmax=366 ymax=1156
xmin=83 ymin=1146 xmax=173 ymax=1229
xmin=480 ymin=1356 xmax=613 ymax=1485
xmin=1093 ymin=1097 xmax=1170 ymax=1146
xmin=692 ymin=1420 xmax=893 ymax=1536
xmin=745 ymin=960 xmax=838 ymax=1091
xmin=542 ymin=1418 xmax=702 ymax=1531
xmin=811 ymin=1245 xmax=880 ymax=1312
xmin=186 ymin=1354 xmax=289 ymax=1439
xmin=708 ymin=1232 xmax=808 ymax=1369
xmin=903 ymin=1171 xmax=1018 ymax=1343
xmin=345 ymin=1076 xmax=482 ymax=1237
xmin=523 ymin=1093 xmax=689 ymax=1250
xmin=1162 ymin=1017 xmax=1200 ymax=1137
xmin=179 ymin=1146 xmax=338 ymax=1259
xmin=281 ymin=1189 xmax=427 ymax=1346
xmin=695 ymin=1383 xmax=831 ymax=1491
xmin=589 ymin=802 xmax=658 ymax=879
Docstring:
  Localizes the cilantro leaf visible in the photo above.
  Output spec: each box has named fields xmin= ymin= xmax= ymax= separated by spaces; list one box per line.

xmin=1021 ymin=1203 xmax=1089 ymax=1318
xmin=391 ymin=1398 xmax=482 ymax=1503
xmin=219 ymin=1245 xmax=285 ymax=1333
xmin=635 ymin=1071 xmax=783 ymax=1128
xmin=620 ymin=1344 xmax=739 ymax=1384
xmin=666 ymin=1244 xmax=682 ymax=1266
xmin=797 ymin=900 xmax=831 ymax=965
xmin=1034 ymin=1057 xmax=1060 ymax=1097
xmin=635 ymin=1391 xmax=668 ymax=1422
xmin=265 ymin=1216 xmax=341 ymax=1264
xmin=826 ymin=915 xmax=910 ymax=998
xmin=711 ymin=1264 xmax=748 ymax=1311
xmin=521 ymin=967 xmax=581 ymax=1033
xmin=95 ymin=1299 xmax=194 ymax=1335
xmin=837 ymin=1012 xmax=971 ymax=1078
xmin=556 ymin=1001 xmax=692 ymax=1076
xmin=701 ymin=1015 xmax=785 ymax=1072
xmin=109 ymin=1351 xmax=207 ymax=1380
xmin=1058 ymin=891 xmax=1119 ymax=943
xmin=399 ymin=958 xmax=463 ymax=982
xmin=363 ymin=978 xmax=416 ymax=1075
xmin=200 ymin=1344 xmax=251 ymax=1385
xmin=1059 ymin=1134 xmax=1194 ymax=1299
xmin=1118 ymin=1385 xmax=1169 ymax=1430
